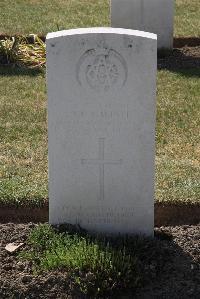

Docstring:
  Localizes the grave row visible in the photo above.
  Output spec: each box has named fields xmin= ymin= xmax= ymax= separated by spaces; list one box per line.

xmin=47 ymin=1 xmax=174 ymax=236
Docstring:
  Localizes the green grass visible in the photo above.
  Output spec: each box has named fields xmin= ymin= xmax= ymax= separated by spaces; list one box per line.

xmin=19 ymin=223 xmax=166 ymax=298
xmin=175 ymin=0 xmax=200 ymax=37
xmin=0 ymin=0 xmax=109 ymax=35
xmin=0 ymin=0 xmax=199 ymax=37
xmin=0 ymin=67 xmax=48 ymax=206
xmin=0 ymin=66 xmax=199 ymax=205
xmin=156 ymin=69 xmax=200 ymax=203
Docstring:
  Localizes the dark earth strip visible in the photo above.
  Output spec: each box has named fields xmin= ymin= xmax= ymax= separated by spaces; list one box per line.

xmin=158 ymin=46 xmax=200 ymax=70
xmin=1 ymin=203 xmax=200 ymax=226
xmin=173 ymin=37 xmax=200 ymax=48
xmin=0 ymin=39 xmax=200 ymax=71
xmin=0 ymin=223 xmax=199 ymax=298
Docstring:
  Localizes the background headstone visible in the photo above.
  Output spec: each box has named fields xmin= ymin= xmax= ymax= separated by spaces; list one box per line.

xmin=111 ymin=0 xmax=174 ymax=49
xmin=46 ymin=28 xmax=157 ymax=236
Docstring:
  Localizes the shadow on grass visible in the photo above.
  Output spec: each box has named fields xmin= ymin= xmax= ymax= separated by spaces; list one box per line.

xmin=158 ymin=48 xmax=200 ymax=78
xmin=0 ymin=64 xmax=44 ymax=77
xmin=22 ymin=223 xmax=199 ymax=299
xmin=170 ymin=67 xmax=200 ymax=78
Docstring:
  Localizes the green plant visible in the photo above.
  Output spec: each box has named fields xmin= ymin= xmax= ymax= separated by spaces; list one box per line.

xmin=20 ymin=224 xmax=141 ymax=297
xmin=0 ymin=37 xmax=19 ymax=64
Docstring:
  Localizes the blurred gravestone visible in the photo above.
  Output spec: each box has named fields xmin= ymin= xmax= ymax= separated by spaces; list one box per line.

xmin=111 ymin=0 xmax=174 ymax=49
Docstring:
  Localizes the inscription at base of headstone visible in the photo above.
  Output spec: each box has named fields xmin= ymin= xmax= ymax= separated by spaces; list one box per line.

xmin=111 ymin=0 xmax=174 ymax=49
xmin=46 ymin=28 xmax=157 ymax=236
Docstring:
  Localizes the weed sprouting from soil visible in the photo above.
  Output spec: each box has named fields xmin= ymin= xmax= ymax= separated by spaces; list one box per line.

xmin=19 ymin=224 xmax=166 ymax=298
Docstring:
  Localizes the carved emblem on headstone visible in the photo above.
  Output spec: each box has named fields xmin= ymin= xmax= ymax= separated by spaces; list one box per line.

xmin=76 ymin=48 xmax=128 ymax=91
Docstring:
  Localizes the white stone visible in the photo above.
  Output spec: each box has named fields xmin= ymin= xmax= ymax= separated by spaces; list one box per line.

xmin=46 ymin=27 xmax=157 ymax=236
xmin=111 ymin=0 xmax=174 ymax=49
xmin=5 ymin=242 xmax=24 ymax=253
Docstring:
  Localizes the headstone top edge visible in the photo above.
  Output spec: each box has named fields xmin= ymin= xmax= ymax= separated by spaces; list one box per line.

xmin=46 ymin=27 xmax=157 ymax=41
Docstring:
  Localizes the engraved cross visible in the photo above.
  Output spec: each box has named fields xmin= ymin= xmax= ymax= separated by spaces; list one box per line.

xmin=81 ymin=138 xmax=122 ymax=201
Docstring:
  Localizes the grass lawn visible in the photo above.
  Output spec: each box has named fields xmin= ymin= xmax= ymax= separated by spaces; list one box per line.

xmin=0 ymin=0 xmax=199 ymax=37
xmin=0 ymin=66 xmax=199 ymax=206
xmin=0 ymin=68 xmax=47 ymax=206
xmin=156 ymin=69 xmax=200 ymax=203
xmin=175 ymin=0 xmax=200 ymax=37
xmin=0 ymin=0 xmax=109 ymax=35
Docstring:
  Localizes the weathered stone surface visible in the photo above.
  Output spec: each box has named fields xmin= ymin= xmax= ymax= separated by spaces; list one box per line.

xmin=46 ymin=28 xmax=157 ymax=235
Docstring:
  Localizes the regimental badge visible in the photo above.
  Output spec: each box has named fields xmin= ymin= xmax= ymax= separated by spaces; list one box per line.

xmin=76 ymin=47 xmax=128 ymax=92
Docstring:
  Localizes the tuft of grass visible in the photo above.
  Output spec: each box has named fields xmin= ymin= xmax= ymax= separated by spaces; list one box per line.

xmin=20 ymin=224 xmax=144 ymax=297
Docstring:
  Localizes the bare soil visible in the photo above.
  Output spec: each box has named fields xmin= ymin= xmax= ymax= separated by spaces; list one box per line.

xmin=173 ymin=37 xmax=200 ymax=48
xmin=158 ymin=46 xmax=200 ymax=70
xmin=0 ymin=223 xmax=200 ymax=299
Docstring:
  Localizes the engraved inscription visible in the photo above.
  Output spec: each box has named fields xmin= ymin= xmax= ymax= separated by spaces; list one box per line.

xmin=60 ymin=205 xmax=135 ymax=225
xmin=81 ymin=138 xmax=122 ymax=200
xmin=76 ymin=48 xmax=127 ymax=91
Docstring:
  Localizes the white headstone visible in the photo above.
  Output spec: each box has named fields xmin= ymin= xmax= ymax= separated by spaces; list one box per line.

xmin=111 ymin=0 xmax=174 ymax=49
xmin=46 ymin=28 xmax=157 ymax=236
